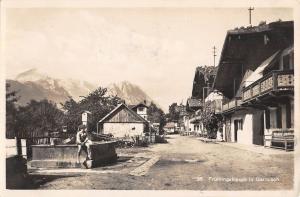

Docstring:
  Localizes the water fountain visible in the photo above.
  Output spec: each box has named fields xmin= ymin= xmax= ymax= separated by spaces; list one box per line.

xmin=29 ymin=111 xmax=117 ymax=169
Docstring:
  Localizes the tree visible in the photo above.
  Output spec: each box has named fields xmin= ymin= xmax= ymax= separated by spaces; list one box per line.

xmin=147 ymin=102 xmax=166 ymax=134
xmin=61 ymin=97 xmax=82 ymax=134
xmin=200 ymin=101 xmax=223 ymax=139
xmin=6 ymin=83 xmax=19 ymax=138
xmin=167 ymin=103 xmax=180 ymax=122
xmin=61 ymin=87 xmax=123 ymax=133
xmin=16 ymin=99 xmax=64 ymax=138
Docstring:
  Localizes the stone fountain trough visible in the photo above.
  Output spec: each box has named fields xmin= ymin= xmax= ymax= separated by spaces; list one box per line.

xmin=28 ymin=141 xmax=117 ymax=169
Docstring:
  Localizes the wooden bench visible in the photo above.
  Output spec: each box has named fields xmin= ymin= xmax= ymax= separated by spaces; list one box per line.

xmin=264 ymin=130 xmax=294 ymax=151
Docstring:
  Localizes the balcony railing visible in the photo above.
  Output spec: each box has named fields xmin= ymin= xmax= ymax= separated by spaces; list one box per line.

xmin=243 ymin=70 xmax=294 ymax=102
xmin=222 ymin=98 xmax=242 ymax=112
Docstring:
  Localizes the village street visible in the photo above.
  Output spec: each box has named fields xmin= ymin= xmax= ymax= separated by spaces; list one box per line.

xmin=28 ymin=135 xmax=294 ymax=190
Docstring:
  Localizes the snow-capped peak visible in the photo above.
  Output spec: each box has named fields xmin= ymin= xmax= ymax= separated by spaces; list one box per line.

xmin=15 ymin=68 xmax=50 ymax=82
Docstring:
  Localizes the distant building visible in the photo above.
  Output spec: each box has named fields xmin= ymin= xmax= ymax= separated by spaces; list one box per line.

xmin=130 ymin=102 xmax=149 ymax=120
xmin=98 ymin=103 xmax=149 ymax=138
xmin=176 ymin=104 xmax=188 ymax=132
xmin=183 ymin=66 xmax=218 ymax=134
xmin=163 ymin=122 xmax=177 ymax=134
xmin=204 ymin=90 xmax=224 ymax=118
xmin=189 ymin=90 xmax=223 ymax=138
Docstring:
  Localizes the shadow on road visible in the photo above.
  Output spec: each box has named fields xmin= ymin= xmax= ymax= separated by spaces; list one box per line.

xmin=8 ymin=174 xmax=80 ymax=189
xmin=117 ymin=155 xmax=133 ymax=162
xmin=155 ymin=158 xmax=206 ymax=167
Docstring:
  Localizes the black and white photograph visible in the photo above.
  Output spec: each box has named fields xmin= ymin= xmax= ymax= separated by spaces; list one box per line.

xmin=1 ymin=0 xmax=299 ymax=196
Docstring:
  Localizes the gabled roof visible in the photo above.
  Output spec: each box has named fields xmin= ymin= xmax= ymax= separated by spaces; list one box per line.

xmin=131 ymin=103 xmax=149 ymax=110
xmin=213 ymin=20 xmax=293 ymax=98
xmin=164 ymin=122 xmax=176 ymax=129
xmin=128 ymin=105 xmax=136 ymax=109
xmin=98 ymin=103 xmax=148 ymax=123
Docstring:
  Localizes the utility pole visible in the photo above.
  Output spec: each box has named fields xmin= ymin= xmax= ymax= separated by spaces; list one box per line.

xmin=248 ymin=7 xmax=254 ymax=26
xmin=212 ymin=46 xmax=217 ymax=67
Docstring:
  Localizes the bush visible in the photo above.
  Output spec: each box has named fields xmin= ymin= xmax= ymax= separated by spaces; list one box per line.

xmin=139 ymin=138 xmax=149 ymax=147
xmin=115 ymin=139 xmax=134 ymax=148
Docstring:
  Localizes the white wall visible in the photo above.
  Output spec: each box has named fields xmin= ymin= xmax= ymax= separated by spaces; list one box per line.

xmin=230 ymin=114 xmax=253 ymax=145
xmin=136 ymin=107 xmax=147 ymax=120
xmin=189 ymin=122 xmax=195 ymax=132
xmin=103 ymin=123 xmax=144 ymax=138
xmin=137 ymin=107 xmax=147 ymax=115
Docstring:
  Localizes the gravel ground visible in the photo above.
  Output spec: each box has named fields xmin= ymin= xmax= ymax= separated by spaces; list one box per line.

xmin=27 ymin=135 xmax=294 ymax=190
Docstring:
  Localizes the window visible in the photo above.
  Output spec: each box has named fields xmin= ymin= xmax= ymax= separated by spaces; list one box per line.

xmin=138 ymin=107 xmax=144 ymax=112
xmin=234 ymin=119 xmax=243 ymax=130
xmin=237 ymin=119 xmax=243 ymax=130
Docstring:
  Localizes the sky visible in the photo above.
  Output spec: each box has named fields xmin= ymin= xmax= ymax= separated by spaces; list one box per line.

xmin=4 ymin=7 xmax=293 ymax=111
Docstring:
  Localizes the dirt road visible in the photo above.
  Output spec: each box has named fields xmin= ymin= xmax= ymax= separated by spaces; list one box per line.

xmin=29 ymin=135 xmax=294 ymax=190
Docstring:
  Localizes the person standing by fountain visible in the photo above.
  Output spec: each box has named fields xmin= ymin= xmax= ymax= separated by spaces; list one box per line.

xmin=76 ymin=125 xmax=92 ymax=163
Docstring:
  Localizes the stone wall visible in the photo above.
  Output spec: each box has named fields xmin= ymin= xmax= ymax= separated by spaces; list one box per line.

xmin=103 ymin=122 xmax=144 ymax=138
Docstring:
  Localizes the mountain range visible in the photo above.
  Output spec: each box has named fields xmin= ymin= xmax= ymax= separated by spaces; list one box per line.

xmin=7 ymin=68 xmax=157 ymax=107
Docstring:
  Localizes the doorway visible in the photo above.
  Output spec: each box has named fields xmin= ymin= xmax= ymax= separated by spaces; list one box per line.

xmin=234 ymin=120 xmax=238 ymax=142
xmin=253 ymin=111 xmax=264 ymax=145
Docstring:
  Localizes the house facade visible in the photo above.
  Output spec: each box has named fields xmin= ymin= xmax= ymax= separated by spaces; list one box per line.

xmin=213 ymin=21 xmax=294 ymax=146
xmin=189 ymin=90 xmax=223 ymax=137
xmin=98 ymin=103 xmax=149 ymax=138
xmin=130 ymin=103 xmax=149 ymax=120
xmin=184 ymin=66 xmax=218 ymax=135
xmin=163 ymin=122 xmax=177 ymax=134
xmin=185 ymin=98 xmax=202 ymax=133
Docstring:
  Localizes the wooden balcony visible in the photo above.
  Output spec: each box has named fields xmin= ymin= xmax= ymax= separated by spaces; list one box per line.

xmin=243 ymin=70 xmax=294 ymax=102
xmin=222 ymin=98 xmax=242 ymax=113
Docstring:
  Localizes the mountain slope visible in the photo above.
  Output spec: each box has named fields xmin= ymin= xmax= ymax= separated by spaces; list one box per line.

xmin=7 ymin=79 xmax=70 ymax=106
xmin=12 ymin=68 xmax=97 ymax=103
xmin=107 ymin=81 xmax=154 ymax=105
xmin=8 ymin=69 xmax=159 ymax=108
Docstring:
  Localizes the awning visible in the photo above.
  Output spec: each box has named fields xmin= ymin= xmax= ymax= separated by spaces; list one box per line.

xmin=244 ymin=51 xmax=280 ymax=87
